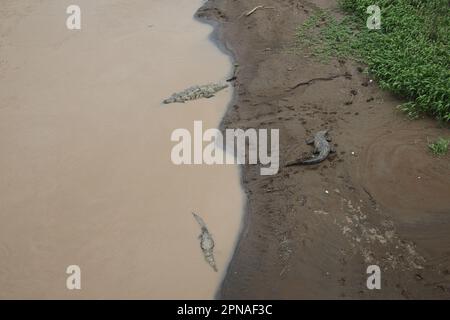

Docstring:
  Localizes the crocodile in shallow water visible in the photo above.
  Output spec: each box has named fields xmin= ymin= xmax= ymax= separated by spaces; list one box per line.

xmin=286 ymin=130 xmax=334 ymax=166
xmin=163 ymin=83 xmax=228 ymax=104
xmin=192 ymin=212 xmax=218 ymax=272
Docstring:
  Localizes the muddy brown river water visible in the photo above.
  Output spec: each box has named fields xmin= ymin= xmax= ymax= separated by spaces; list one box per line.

xmin=0 ymin=0 xmax=243 ymax=299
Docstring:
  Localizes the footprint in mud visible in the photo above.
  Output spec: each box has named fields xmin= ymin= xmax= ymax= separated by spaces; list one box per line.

xmin=359 ymin=130 xmax=450 ymax=216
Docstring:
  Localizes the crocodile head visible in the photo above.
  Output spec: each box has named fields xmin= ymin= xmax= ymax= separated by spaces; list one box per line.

xmin=163 ymin=98 xmax=175 ymax=104
xmin=316 ymin=130 xmax=329 ymax=139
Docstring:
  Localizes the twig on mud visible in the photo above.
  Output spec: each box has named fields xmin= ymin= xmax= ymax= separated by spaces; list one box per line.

xmin=241 ymin=5 xmax=275 ymax=18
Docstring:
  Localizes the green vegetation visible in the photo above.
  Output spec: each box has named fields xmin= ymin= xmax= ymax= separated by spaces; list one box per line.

xmin=295 ymin=0 xmax=450 ymax=121
xmin=428 ymin=137 xmax=450 ymax=156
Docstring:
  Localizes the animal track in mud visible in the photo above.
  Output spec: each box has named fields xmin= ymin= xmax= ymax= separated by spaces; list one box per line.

xmin=288 ymin=73 xmax=351 ymax=91
xmin=336 ymin=195 xmax=426 ymax=271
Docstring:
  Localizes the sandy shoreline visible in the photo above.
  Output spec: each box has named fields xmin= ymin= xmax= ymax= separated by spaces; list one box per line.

xmin=197 ymin=0 xmax=450 ymax=299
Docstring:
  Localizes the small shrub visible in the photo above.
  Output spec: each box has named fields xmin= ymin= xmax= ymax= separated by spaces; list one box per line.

xmin=428 ymin=137 xmax=450 ymax=156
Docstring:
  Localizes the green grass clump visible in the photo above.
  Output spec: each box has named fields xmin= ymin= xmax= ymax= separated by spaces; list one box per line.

xmin=295 ymin=0 xmax=450 ymax=121
xmin=428 ymin=137 xmax=450 ymax=156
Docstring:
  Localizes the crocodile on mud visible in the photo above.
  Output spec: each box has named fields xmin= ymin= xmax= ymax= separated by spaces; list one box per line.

xmin=163 ymin=83 xmax=228 ymax=104
xmin=192 ymin=212 xmax=218 ymax=272
xmin=286 ymin=130 xmax=335 ymax=166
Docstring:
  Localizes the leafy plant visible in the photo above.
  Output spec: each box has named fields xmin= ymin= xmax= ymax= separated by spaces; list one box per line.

xmin=428 ymin=137 xmax=450 ymax=156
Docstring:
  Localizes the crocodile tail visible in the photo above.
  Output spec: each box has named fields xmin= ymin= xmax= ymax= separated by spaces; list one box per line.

xmin=300 ymin=155 xmax=325 ymax=165
xmin=285 ymin=159 xmax=303 ymax=167
xmin=286 ymin=156 xmax=325 ymax=166
xmin=204 ymin=252 xmax=218 ymax=272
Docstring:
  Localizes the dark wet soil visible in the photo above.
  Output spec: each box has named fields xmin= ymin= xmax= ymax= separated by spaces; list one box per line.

xmin=197 ymin=0 xmax=450 ymax=299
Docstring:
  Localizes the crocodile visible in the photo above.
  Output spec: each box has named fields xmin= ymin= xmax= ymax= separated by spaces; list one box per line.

xmin=286 ymin=130 xmax=334 ymax=166
xmin=192 ymin=212 xmax=218 ymax=272
xmin=163 ymin=83 xmax=228 ymax=104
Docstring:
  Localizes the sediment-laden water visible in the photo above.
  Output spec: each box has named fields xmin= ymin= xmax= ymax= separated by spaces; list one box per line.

xmin=0 ymin=0 xmax=243 ymax=299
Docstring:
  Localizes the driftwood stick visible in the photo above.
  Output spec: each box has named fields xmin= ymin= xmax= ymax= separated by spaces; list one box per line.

xmin=246 ymin=5 xmax=264 ymax=16
xmin=243 ymin=5 xmax=276 ymax=17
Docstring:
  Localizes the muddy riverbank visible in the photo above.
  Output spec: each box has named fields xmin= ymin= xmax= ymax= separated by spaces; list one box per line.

xmin=197 ymin=0 xmax=450 ymax=299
